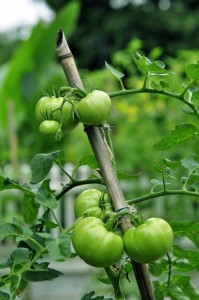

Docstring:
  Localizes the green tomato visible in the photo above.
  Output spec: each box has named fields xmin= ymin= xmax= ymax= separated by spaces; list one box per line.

xmin=35 ymin=96 xmax=79 ymax=130
xmin=74 ymin=189 xmax=111 ymax=219
xmin=123 ymin=218 xmax=173 ymax=263
xmin=39 ymin=120 xmax=60 ymax=135
xmin=76 ymin=90 xmax=112 ymax=125
xmin=72 ymin=217 xmax=124 ymax=267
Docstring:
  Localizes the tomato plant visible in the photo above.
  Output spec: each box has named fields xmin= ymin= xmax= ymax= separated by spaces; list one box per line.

xmin=39 ymin=120 xmax=60 ymax=135
xmin=1 ymin=31 xmax=199 ymax=300
xmin=76 ymin=90 xmax=112 ymax=125
xmin=72 ymin=217 xmax=124 ymax=267
xmin=123 ymin=218 xmax=173 ymax=263
xmin=74 ymin=189 xmax=112 ymax=219
xmin=35 ymin=96 xmax=79 ymax=131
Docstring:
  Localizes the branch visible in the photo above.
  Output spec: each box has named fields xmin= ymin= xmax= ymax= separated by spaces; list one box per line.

xmin=128 ymin=189 xmax=199 ymax=205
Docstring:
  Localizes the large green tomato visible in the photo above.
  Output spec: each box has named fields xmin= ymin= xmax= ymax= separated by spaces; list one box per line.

xmin=72 ymin=217 xmax=124 ymax=267
xmin=74 ymin=189 xmax=111 ymax=219
xmin=35 ymin=96 xmax=79 ymax=130
xmin=39 ymin=120 xmax=60 ymax=135
xmin=123 ymin=218 xmax=173 ymax=263
xmin=76 ymin=90 xmax=112 ymax=125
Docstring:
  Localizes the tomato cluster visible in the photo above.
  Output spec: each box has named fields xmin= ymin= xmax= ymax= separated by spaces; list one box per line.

xmin=35 ymin=90 xmax=112 ymax=138
xmin=35 ymin=96 xmax=79 ymax=136
xmin=72 ymin=189 xmax=174 ymax=268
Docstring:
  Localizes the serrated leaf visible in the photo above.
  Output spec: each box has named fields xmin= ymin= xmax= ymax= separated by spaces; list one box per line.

xmin=132 ymin=53 xmax=151 ymax=74
xmin=0 ymin=176 xmax=31 ymax=193
xmin=170 ymin=275 xmax=199 ymax=299
xmin=30 ymin=151 xmax=62 ymax=183
xmin=154 ymin=124 xmax=197 ymax=150
xmin=149 ymin=259 xmax=168 ymax=277
xmin=22 ymin=268 xmax=62 ymax=282
xmin=46 ymin=233 xmax=71 ymax=261
xmin=181 ymin=157 xmax=199 ymax=170
xmin=105 ymin=61 xmax=124 ymax=79
xmin=149 ymin=61 xmax=171 ymax=76
xmin=161 ymin=158 xmax=180 ymax=170
xmin=23 ymin=193 xmax=39 ymax=224
xmin=0 ymin=223 xmax=20 ymax=241
xmin=185 ymin=63 xmax=199 ymax=81
xmin=78 ymin=154 xmax=99 ymax=169
xmin=10 ymin=248 xmax=29 ymax=265
xmin=170 ymin=220 xmax=199 ymax=248
xmin=35 ymin=189 xmax=57 ymax=209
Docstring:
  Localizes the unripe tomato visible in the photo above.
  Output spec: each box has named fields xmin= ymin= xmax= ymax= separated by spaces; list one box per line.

xmin=72 ymin=217 xmax=124 ymax=267
xmin=74 ymin=189 xmax=111 ymax=219
xmin=35 ymin=96 xmax=79 ymax=131
xmin=123 ymin=218 xmax=173 ymax=263
xmin=76 ymin=90 xmax=112 ymax=125
xmin=39 ymin=120 xmax=60 ymax=135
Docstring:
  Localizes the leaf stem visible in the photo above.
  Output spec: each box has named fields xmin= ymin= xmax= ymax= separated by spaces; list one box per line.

xmin=108 ymin=88 xmax=199 ymax=118
xmin=127 ymin=189 xmax=199 ymax=204
xmin=56 ymin=178 xmax=104 ymax=200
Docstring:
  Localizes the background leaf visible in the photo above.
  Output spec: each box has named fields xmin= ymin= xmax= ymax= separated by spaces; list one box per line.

xmin=154 ymin=124 xmax=197 ymax=150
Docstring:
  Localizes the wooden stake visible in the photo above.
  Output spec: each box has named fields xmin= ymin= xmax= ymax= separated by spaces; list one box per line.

xmin=56 ymin=29 xmax=154 ymax=300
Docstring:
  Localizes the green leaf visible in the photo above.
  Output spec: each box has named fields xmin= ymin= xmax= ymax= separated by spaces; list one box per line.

xmin=192 ymin=90 xmax=199 ymax=103
xmin=117 ymin=170 xmax=140 ymax=180
xmin=0 ymin=176 xmax=31 ymax=193
xmin=81 ymin=292 xmax=113 ymax=300
xmin=153 ymin=281 xmax=165 ymax=300
xmin=148 ymin=60 xmax=171 ymax=76
xmin=35 ymin=189 xmax=57 ymax=209
xmin=160 ymin=80 xmax=170 ymax=88
xmin=168 ymin=275 xmax=199 ymax=299
xmin=170 ymin=220 xmax=199 ymax=248
xmin=97 ymin=277 xmax=112 ymax=285
xmin=105 ymin=61 xmax=125 ymax=79
xmin=23 ymin=193 xmax=39 ymax=224
xmin=22 ymin=268 xmax=62 ymax=282
xmin=132 ymin=53 xmax=151 ymax=74
xmin=30 ymin=151 xmax=62 ymax=183
xmin=46 ymin=233 xmax=71 ymax=261
xmin=149 ymin=259 xmax=168 ymax=277
xmin=78 ymin=154 xmax=99 ymax=169
xmin=0 ymin=224 xmax=20 ymax=241
xmin=154 ymin=124 xmax=197 ymax=150
xmin=185 ymin=63 xmax=199 ymax=81
xmin=10 ymin=248 xmax=29 ymax=265
xmin=172 ymin=245 xmax=199 ymax=270
xmin=181 ymin=157 xmax=199 ymax=170
xmin=0 ymin=291 xmax=10 ymax=300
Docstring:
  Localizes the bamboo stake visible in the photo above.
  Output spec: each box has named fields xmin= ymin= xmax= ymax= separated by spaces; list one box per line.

xmin=56 ymin=29 xmax=154 ymax=300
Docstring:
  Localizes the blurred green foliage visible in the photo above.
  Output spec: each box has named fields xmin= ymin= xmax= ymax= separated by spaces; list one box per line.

xmin=1 ymin=0 xmax=199 ymax=185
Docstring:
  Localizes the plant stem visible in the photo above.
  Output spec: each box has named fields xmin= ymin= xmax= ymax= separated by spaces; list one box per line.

xmin=104 ymin=267 xmax=125 ymax=300
xmin=127 ymin=189 xmax=199 ymax=205
xmin=108 ymin=88 xmax=199 ymax=118
xmin=56 ymin=178 xmax=104 ymax=200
